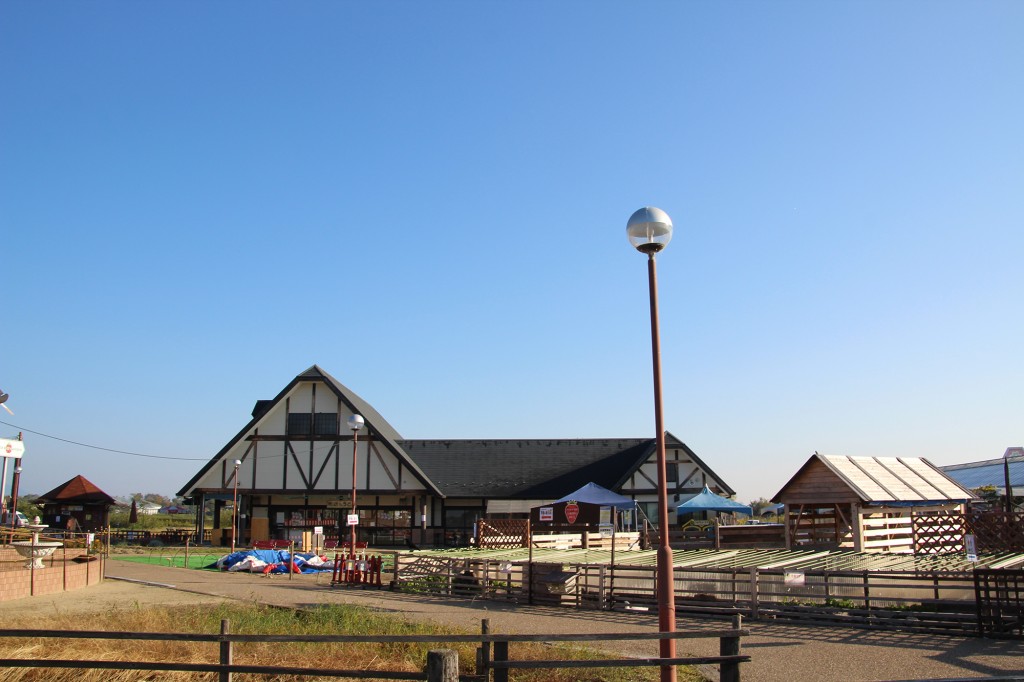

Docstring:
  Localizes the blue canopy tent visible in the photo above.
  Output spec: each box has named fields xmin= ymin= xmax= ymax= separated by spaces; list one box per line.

xmin=554 ymin=482 xmax=636 ymax=510
xmin=676 ymin=486 xmax=752 ymax=516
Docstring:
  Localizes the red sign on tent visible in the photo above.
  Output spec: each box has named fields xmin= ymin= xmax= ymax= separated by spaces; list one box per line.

xmin=564 ymin=502 xmax=579 ymax=524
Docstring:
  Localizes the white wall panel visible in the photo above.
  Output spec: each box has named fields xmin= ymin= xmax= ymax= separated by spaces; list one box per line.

xmin=288 ymin=383 xmax=314 ymax=413
xmin=258 ymin=402 xmax=287 ymax=436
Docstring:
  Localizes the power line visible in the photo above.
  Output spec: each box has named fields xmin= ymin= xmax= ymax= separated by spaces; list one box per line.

xmin=0 ymin=419 xmax=209 ymax=461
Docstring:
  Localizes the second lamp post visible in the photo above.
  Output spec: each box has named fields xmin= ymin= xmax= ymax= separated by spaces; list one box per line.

xmin=627 ymin=206 xmax=677 ymax=682
xmin=348 ymin=414 xmax=365 ymax=561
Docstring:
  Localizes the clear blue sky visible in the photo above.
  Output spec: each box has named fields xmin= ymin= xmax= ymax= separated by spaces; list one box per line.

xmin=2 ymin=2 xmax=1021 ymax=505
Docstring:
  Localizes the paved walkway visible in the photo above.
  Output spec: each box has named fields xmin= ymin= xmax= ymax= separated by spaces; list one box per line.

xmin=5 ymin=559 xmax=1024 ymax=682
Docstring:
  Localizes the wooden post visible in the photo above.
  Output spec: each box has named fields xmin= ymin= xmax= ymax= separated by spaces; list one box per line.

xmin=426 ymin=649 xmax=459 ymax=682
xmin=749 ymin=567 xmax=759 ymax=620
xmin=476 ymin=618 xmax=490 ymax=679
xmin=493 ymin=640 xmax=509 ymax=682
xmin=219 ymin=619 xmax=232 ymax=682
xmin=853 ymin=504 xmax=864 ymax=552
xmin=185 ymin=537 xmax=190 ymax=570
xmin=598 ymin=565 xmax=607 ymax=610
xmin=720 ymin=614 xmax=742 ymax=682
xmin=862 ymin=571 xmax=871 ymax=611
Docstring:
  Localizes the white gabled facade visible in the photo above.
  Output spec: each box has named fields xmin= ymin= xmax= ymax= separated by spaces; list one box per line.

xmin=180 ymin=366 xmax=738 ymax=547
xmin=180 ymin=366 xmax=442 ymax=545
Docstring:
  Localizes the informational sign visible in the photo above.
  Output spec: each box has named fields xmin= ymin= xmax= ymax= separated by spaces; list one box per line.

xmin=599 ymin=524 xmax=613 ymax=538
xmin=784 ymin=571 xmax=805 ymax=586
xmin=347 ymin=514 xmax=359 ymax=526
xmin=564 ymin=502 xmax=579 ymax=524
xmin=313 ymin=526 xmax=324 ymax=536
xmin=965 ymin=534 xmax=978 ymax=562
xmin=539 ymin=507 xmax=553 ymax=522
xmin=621 ymin=509 xmax=632 ymax=526
xmin=0 ymin=438 xmax=25 ymax=459
xmin=599 ymin=506 xmax=611 ymax=525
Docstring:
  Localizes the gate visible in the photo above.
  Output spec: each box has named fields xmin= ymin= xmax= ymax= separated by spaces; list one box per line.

xmin=974 ymin=569 xmax=1024 ymax=638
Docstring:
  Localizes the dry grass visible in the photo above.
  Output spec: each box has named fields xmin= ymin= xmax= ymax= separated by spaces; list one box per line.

xmin=0 ymin=602 xmax=699 ymax=681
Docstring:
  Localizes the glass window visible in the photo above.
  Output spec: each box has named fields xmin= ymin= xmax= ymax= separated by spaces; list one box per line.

xmin=314 ymin=413 xmax=338 ymax=435
xmin=288 ymin=413 xmax=311 ymax=435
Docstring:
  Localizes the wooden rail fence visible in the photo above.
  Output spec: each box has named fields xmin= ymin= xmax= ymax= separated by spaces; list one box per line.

xmin=393 ymin=555 xmax=999 ymax=636
xmin=0 ymin=617 xmax=750 ymax=682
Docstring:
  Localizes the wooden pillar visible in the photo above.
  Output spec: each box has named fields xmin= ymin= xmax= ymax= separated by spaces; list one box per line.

xmin=852 ymin=503 xmax=864 ymax=552
xmin=219 ymin=619 xmax=232 ymax=682
xmin=426 ymin=649 xmax=458 ymax=682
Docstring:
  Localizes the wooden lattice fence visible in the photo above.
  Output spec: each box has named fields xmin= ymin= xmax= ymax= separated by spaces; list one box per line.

xmin=477 ymin=519 xmax=529 ymax=549
xmin=913 ymin=510 xmax=1024 ymax=554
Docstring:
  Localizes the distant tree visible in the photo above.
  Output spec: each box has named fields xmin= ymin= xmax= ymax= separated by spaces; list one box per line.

xmin=747 ymin=497 xmax=774 ymax=515
xmin=972 ymin=485 xmax=1000 ymax=503
xmin=143 ymin=493 xmax=172 ymax=507
xmin=16 ymin=495 xmax=42 ymax=519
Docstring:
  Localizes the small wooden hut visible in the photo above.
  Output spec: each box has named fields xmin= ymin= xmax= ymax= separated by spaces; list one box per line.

xmin=36 ymin=474 xmax=116 ymax=532
xmin=772 ymin=453 xmax=976 ymax=553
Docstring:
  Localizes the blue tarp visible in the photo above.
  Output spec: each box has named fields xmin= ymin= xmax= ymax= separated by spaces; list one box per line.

xmin=554 ymin=482 xmax=636 ymax=510
xmin=208 ymin=549 xmax=333 ymax=574
xmin=676 ymin=486 xmax=753 ymax=516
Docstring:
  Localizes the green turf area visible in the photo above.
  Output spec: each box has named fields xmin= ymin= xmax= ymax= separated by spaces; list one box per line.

xmin=113 ymin=553 xmax=222 ymax=569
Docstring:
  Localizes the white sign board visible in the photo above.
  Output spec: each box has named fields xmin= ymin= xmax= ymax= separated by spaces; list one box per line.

xmin=539 ymin=507 xmax=553 ymax=522
xmin=965 ymin=534 xmax=978 ymax=562
xmin=313 ymin=526 xmax=324 ymax=536
xmin=347 ymin=514 xmax=359 ymax=526
xmin=0 ymin=439 xmax=24 ymax=459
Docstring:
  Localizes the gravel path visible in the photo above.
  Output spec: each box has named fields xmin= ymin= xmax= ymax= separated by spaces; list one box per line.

xmin=4 ymin=559 xmax=1023 ymax=681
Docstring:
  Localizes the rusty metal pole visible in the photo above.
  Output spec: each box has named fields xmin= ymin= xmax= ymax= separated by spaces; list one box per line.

xmin=647 ymin=252 xmax=677 ymax=682
xmin=627 ymin=207 xmax=677 ymax=682
xmin=231 ymin=460 xmax=240 ymax=554
xmin=10 ymin=465 xmax=22 ymax=533
xmin=351 ymin=428 xmax=358 ymax=562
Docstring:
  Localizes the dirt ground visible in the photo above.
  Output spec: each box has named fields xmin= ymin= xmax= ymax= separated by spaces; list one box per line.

xmin=4 ymin=559 xmax=1024 ymax=682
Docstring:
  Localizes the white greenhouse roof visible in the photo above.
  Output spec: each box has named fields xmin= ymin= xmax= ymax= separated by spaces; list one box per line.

xmin=817 ymin=455 xmax=975 ymax=504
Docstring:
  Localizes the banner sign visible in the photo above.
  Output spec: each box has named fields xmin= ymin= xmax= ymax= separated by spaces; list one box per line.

xmin=0 ymin=438 xmax=24 ymax=459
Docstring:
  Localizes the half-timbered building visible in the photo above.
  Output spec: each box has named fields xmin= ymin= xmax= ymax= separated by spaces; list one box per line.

xmin=178 ymin=366 xmax=734 ymax=547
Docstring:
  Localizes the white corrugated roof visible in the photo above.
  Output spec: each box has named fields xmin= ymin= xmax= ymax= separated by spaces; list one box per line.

xmin=818 ymin=455 xmax=975 ymax=503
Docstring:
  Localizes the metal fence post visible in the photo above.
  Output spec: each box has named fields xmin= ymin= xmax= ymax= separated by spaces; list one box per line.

xmin=426 ymin=649 xmax=459 ymax=682
xmin=219 ymin=619 xmax=232 ymax=682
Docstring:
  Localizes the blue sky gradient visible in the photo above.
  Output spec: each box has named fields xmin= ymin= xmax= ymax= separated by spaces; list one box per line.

xmin=2 ymin=2 xmax=1021 ymax=503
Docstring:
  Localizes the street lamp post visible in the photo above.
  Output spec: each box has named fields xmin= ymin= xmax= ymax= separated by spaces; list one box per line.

xmin=627 ymin=206 xmax=677 ymax=682
xmin=348 ymin=414 xmax=365 ymax=562
xmin=231 ymin=459 xmax=241 ymax=553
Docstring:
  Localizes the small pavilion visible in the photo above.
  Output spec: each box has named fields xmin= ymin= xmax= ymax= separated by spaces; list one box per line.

xmin=35 ymin=474 xmax=116 ymax=532
xmin=772 ymin=453 xmax=975 ymax=552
